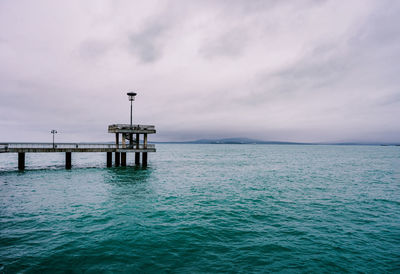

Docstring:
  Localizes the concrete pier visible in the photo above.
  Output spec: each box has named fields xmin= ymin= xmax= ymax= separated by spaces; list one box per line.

xmin=1 ymin=124 xmax=156 ymax=170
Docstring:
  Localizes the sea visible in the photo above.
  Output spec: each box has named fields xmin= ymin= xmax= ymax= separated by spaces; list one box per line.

xmin=0 ymin=144 xmax=399 ymax=273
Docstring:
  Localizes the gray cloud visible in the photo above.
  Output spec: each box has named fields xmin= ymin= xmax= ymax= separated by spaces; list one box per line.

xmin=79 ymin=39 xmax=111 ymax=60
xmin=0 ymin=0 xmax=399 ymax=143
xmin=128 ymin=21 xmax=168 ymax=63
xmin=126 ymin=3 xmax=185 ymax=64
xmin=199 ymin=28 xmax=249 ymax=59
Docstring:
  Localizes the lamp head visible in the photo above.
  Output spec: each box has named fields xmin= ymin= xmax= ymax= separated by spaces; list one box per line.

xmin=127 ymin=92 xmax=137 ymax=101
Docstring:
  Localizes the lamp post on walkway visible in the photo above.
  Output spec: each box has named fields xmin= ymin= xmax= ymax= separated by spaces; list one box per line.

xmin=51 ymin=130 xmax=57 ymax=149
xmin=127 ymin=92 xmax=137 ymax=148
xmin=127 ymin=92 xmax=137 ymax=127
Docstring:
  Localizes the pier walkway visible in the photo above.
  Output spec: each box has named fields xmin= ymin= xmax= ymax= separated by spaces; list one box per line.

xmin=0 ymin=123 xmax=156 ymax=170
xmin=0 ymin=143 xmax=156 ymax=153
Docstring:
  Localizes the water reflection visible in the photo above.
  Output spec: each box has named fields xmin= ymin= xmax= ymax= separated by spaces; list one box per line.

xmin=104 ymin=166 xmax=154 ymax=198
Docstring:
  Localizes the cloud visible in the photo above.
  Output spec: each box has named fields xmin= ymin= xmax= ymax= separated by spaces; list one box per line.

xmin=128 ymin=20 xmax=169 ymax=63
xmin=0 ymin=0 xmax=399 ymax=143
xmin=125 ymin=2 xmax=185 ymax=64
xmin=199 ymin=28 xmax=249 ymax=59
xmin=79 ymin=39 xmax=111 ymax=60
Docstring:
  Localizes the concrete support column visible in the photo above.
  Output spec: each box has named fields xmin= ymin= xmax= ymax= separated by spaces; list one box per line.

xmin=136 ymin=133 xmax=139 ymax=149
xmin=107 ymin=152 xmax=112 ymax=167
xmin=144 ymin=133 xmax=148 ymax=149
xmin=122 ymin=134 xmax=126 ymax=148
xmin=115 ymin=133 xmax=120 ymax=167
xmin=135 ymin=133 xmax=140 ymax=165
xmin=129 ymin=133 xmax=133 ymax=148
xmin=142 ymin=152 xmax=148 ymax=167
xmin=121 ymin=152 xmax=127 ymax=166
xmin=66 ymin=152 xmax=72 ymax=169
xmin=115 ymin=152 xmax=120 ymax=167
xmin=135 ymin=152 xmax=140 ymax=165
xmin=18 ymin=152 xmax=25 ymax=170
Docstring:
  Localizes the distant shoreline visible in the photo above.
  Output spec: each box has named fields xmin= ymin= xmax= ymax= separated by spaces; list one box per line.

xmin=153 ymin=142 xmax=400 ymax=146
xmin=151 ymin=138 xmax=400 ymax=146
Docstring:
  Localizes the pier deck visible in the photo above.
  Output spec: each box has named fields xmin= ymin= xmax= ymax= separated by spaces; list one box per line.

xmin=0 ymin=143 xmax=156 ymax=153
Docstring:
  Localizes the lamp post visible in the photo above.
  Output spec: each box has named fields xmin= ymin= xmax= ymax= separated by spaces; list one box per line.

xmin=127 ymin=92 xmax=137 ymax=127
xmin=127 ymin=92 xmax=137 ymax=148
xmin=51 ymin=130 xmax=57 ymax=149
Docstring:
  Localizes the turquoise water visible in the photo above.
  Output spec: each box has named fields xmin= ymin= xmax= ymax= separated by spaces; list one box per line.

xmin=1 ymin=144 xmax=399 ymax=272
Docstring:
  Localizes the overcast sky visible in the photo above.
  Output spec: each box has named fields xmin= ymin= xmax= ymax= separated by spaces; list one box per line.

xmin=0 ymin=0 xmax=399 ymax=143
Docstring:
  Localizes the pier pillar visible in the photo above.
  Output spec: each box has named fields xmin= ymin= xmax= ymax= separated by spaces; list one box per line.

xmin=129 ymin=133 xmax=133 ymax=148
xmin=136 ymin=133 xmax=139 ymax=149
xmin=115 ymin=133 xmax=119 ymax=148
xmin=121 ymin=152 xmax=127 ymax=166
xmin=142 ymin=152 xmax=148 ymax=167
xmin=135 ymin=152 xmax=140 ymax=165
xmin=66 ymin=152 xmax=72 ymax=169
xmin=107 ymin=152 xmax=112 ymax=167
xmin=115 ymin=152 xmax=120 ymax=167
xmin=122 ymin=134 xmax=126 ymax=148
xmin=135 ymin=133 xmax=140 ymax=165
xmin=18 ymin=152 xmax=25 ymax=170
xmin=144 ymin=133 xmax=148 ymax=149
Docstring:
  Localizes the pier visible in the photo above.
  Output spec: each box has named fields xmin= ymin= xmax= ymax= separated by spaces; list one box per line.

xmin=0 ymin=124 xmax=156 ymax=170
xmin=0 ymin=93 xmax=156 ymax=170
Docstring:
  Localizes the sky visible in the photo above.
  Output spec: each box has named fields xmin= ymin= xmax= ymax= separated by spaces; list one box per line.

xmin=0 ymin=0 xmax=399 ymax=143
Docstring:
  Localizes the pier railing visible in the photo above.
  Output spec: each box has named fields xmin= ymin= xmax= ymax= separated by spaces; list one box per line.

xmin=0 ymin=144 xmax=7 ymax=152
xmin=0 ymin=143 xmax=155 ymax=152
xmin=108 ymin=124 xmax=156 ymax=134
xmin=109 ymin=124 xmax=155 ymax=130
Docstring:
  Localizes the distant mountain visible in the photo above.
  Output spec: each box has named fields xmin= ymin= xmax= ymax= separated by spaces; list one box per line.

xmin=155 ymin=137 xmax=307 ymax=145
xmin=152 ymin=138 xmax=400 ymax=146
